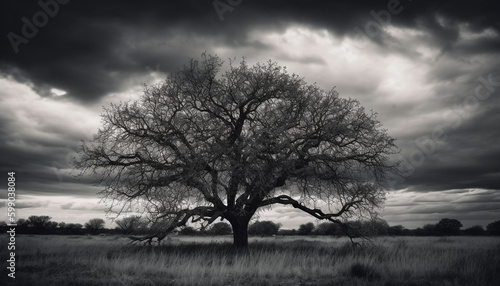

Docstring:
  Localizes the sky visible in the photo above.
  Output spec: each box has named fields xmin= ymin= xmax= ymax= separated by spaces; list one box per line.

xmin=0 ymin=0 xmax=499 ymax=230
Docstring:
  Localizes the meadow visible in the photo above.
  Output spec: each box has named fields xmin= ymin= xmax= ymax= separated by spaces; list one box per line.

xmin=1 ymin=235 xmax=499 ymax=286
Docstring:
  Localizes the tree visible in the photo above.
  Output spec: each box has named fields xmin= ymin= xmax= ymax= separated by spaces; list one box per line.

xmin=209 ymin=222 xmax=232 ymax=235
xmin=487 ymin=220 xmax=500 ymax=236
xmin=314 ymin=222 xmax=341 ymax=236
xmin=344 ymin=220 xmax=376 ymax=238
xmin=435 ymin=218 xmax=462 ymax=236
xmin=16 ymin=218 xmax=30 ymax=233
xmin=75 ymin=54 xmax=397 ymax=247
xmin=422 ymin=224 xmax=436 ymax=236
xmin=85 ymin=218 xmax=105 ymax=234
xmin=463 ymin=225 xmax=486 ymax=236
xmin=64 ymin=223 xmax=84 ymax=235
xmin=297 ymin=222 xmax=315 ymax=235
xmin=47 ymin=221 xmax=59 ymax=230
xmin=27 ymin=215 xmax=52 ymax=233
xmin=388 ymin=225 xmax=406 ymax=236
xmin=248 ymin=221 xmax=282 ymax=236
xmin=16 ymin=218 xmax=28 ymax=226
xmin=360 ymin=218 xmax=389 ymax=236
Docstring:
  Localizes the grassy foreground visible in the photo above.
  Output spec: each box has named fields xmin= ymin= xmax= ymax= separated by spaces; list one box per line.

xmin=1 ymin=235 xmax=499 ymax=286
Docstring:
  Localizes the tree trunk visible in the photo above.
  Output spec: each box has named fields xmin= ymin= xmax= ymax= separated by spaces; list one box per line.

xmin=227 ymin=215 xmax=251 ymax=248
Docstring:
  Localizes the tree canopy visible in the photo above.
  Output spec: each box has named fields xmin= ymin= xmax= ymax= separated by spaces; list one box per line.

xmin=297 ymin=222 xmax=315 ymax=235
xmin=435 ymin=218 xmax=463 ymax=236
xmin=27 ymin=215 xmax=53 ymax=233
xmin=248 ymin=221 xmax=281 ymax=236
xmin=84 ymin=218 xmax=105 ymax=234
xmin=76 ymin=54 xmax=397 ymax=247
xmin=487 ymin=220 xmax=500 ymax=236
xmin=209 ymin=222 xmax=232 ymax=235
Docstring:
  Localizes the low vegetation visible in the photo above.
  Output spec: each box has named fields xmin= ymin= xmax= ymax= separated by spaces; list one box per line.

xmin=1 ymin=235 xmax=499 ymax=285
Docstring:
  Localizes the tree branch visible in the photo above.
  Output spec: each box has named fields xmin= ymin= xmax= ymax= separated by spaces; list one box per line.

xmin=258 ymin=195 xmax=361 ymax=220
xmin=128 ymin=206 xmax=220 ymax=245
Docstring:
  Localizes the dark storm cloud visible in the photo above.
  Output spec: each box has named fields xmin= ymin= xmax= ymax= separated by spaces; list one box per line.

xmin=0 ymin=1 xmax=219 ymax=103
xmin=1 ymin=0 xmax=499 ymax=103
xmin=394 ymin=71 xmax=500 ymax=192
xmin=0 ymin=91 xmax=99 ymax=198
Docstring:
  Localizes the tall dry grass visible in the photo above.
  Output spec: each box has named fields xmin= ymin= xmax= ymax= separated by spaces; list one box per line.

xmin=1 ymin=235 xmax=499 ymax=285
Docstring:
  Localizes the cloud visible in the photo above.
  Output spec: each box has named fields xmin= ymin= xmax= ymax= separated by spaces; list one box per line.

xmin=1 ymin=0 xmax=499 ymax=102
xmin=0 ymin=0 xmax=499 ymax=228
xmin=60 ymin=202 xmax=74 ymax=210
xmin=0 ymin=195 xmax=106 ymax=225
xmin=15 ymin=200 xmax=50 ymax=209
xmin=0 ymin=78 xmax=104 ymax=198
xmin=381 ymin=189 xmax=500 ymax=228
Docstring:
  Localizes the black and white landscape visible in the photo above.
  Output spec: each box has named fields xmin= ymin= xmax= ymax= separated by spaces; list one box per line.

xmin=1 ymin=1 xmax=499 ymax=285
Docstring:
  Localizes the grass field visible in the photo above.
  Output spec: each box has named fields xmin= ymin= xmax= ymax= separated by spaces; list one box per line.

xmin=1 ymin=235 xmax=499 ymax=285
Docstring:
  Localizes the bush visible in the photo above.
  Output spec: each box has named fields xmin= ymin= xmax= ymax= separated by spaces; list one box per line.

xmin=209 ymin=222 xmax=232 ymax=235
xmin=248 ymin=221 xmax=281 ymax=236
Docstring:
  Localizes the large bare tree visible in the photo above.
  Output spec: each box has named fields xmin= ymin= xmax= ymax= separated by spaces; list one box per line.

xmin=75 ymin=54 xmax=397 ymax=247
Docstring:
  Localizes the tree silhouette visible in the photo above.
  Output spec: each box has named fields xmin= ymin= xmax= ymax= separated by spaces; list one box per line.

xmin=487 ymin=220 xmax=500 ymax=236
xmin=463 ymin=225 xmax=486 ymax=236
xmin=15 ymin=218 xmax=30 ymax=234
xmin=314 ymin=222 xmax=340 ymax=235
xmin=248 ymin=221 xmax=281 ymax=236
xmin=388 ymin=225 xmax=406 ymax=236
xmin=27 ymin=215 xmax=52 ymax=234
xmin=435 ymin=218 xmax=462 ymax=236
xmin=65 ymin=223 xmax=84 ymax=235
xmin=84 ymin=218 xmax=105 ymax=234
xmin=355 ymin=218 xmax=389 ymax=236
xmin=298 ymin=222 xmax=315 ymax=235
xmin=76 ymin=54 xmax=397 ymax=247
xmin=209 ymin=222 xmax=232 ymax=235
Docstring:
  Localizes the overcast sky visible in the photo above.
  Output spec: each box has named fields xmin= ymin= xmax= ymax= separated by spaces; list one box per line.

xmin=1 ymin=0 xmax=499 ymax=229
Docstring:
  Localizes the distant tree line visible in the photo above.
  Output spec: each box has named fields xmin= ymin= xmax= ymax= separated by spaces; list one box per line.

xmin=0 ymin=216 xmax=108 ymax=235
xmin=1 ymin=216 xmax=500 ymax=237
xmin=283 ymin=218 xmax=500 ymax=237
xmin=148 ymin=218 xmax=500 ymax=237
xmin=178 ymin=218 xmax=500 ymax=237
